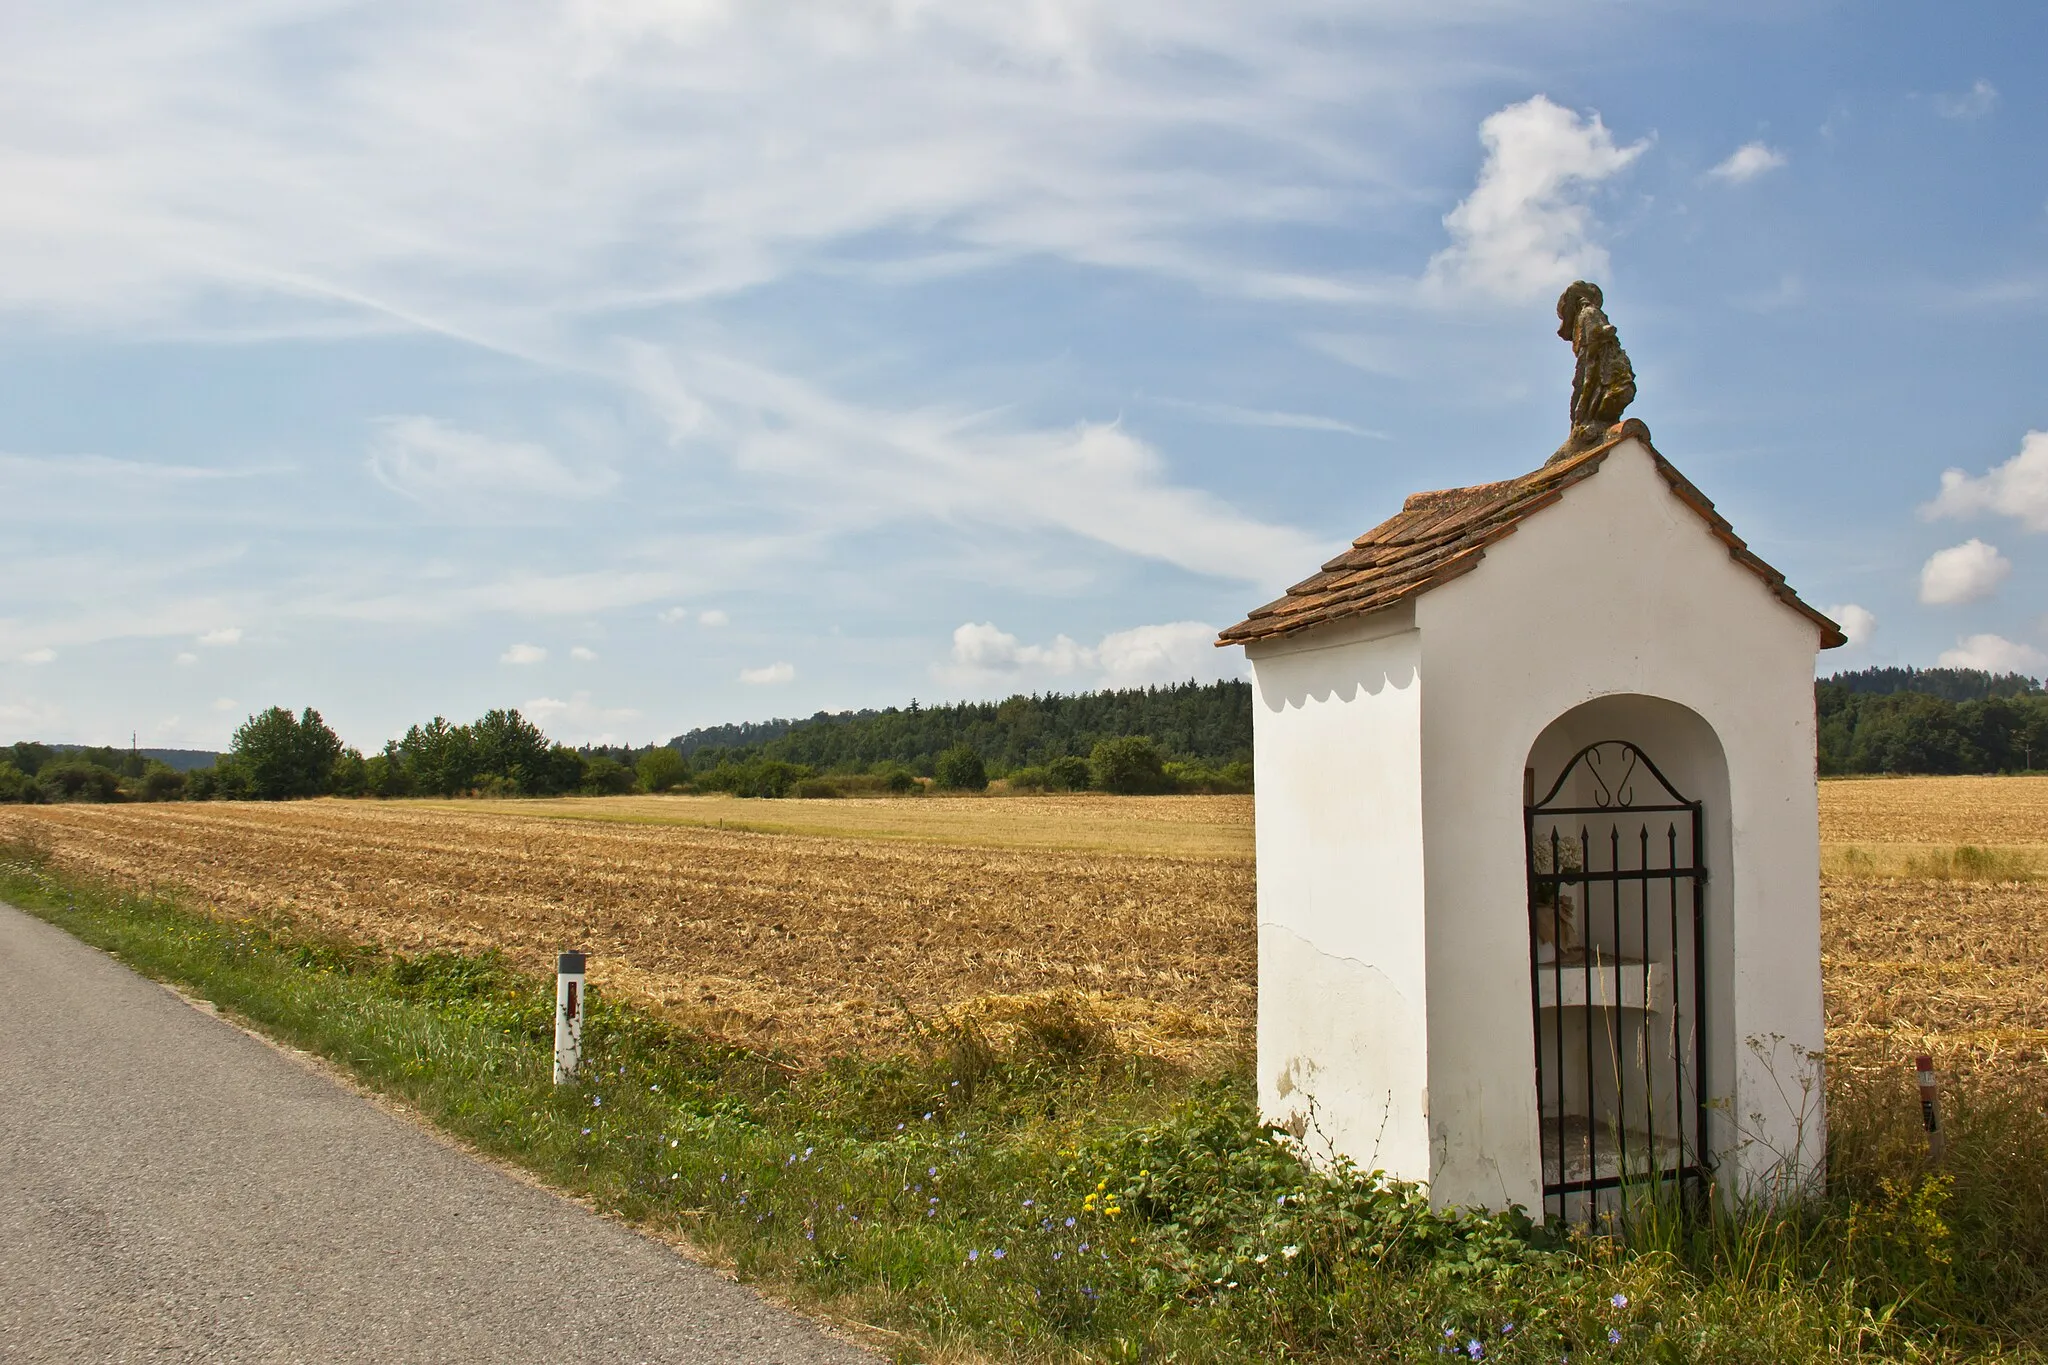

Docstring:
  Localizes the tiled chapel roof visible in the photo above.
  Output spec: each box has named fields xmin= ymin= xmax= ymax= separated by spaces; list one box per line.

xmin=1217 ymin=419 xmax=1847 ymax=649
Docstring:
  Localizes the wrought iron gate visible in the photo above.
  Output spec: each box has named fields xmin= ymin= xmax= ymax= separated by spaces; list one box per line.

xmin=1525 ymin=740 xmax=1707 ymax=1223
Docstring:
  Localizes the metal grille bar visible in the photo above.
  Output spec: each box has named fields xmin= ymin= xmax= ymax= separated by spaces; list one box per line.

xmin=1525 ymin=739 xmax=1708 ymax=1225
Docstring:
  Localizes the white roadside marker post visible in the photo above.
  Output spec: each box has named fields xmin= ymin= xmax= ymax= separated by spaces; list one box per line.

xmin=555 ymin=951 xmax=586 ymax=1085
xmin=1916 ymin=1053 xmax=1945 ymax=1162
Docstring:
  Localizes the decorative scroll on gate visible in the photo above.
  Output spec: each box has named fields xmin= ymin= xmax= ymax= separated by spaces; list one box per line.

xmin=1525 ymin=741 xmax=1708 ymax=1223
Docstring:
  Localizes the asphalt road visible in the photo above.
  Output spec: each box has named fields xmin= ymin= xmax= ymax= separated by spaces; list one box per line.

xmin=0 ymin=902 xmax=877 ymax=1364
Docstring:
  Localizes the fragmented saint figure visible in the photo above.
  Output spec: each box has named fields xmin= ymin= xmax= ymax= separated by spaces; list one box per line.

xmin=1554 ymin=280 xmax=1636 ymax=457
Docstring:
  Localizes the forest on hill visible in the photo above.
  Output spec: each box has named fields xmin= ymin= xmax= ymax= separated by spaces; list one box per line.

xmin=669 ymin=679 xmax=1251 ymax=771
xmin=1817 ymin=667 xmax=2048 ymax=775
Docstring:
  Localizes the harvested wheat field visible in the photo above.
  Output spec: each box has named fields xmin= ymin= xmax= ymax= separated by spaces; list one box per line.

xmin=8 ymin=778 xmax=2047 ymax=1080
xmin=3 ymin=795 xmax=1254 ymax=1060
xmin=1822 ymin=776 xmax=2048 ymax=1083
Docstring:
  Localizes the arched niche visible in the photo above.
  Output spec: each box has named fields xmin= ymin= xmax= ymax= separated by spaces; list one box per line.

xmin=1521 ymin=694 xmax=1734 ymax=1221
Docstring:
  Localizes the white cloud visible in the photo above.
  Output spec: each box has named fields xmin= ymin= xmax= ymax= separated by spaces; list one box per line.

xmin=0 ymin=3 xmax=1525 ymax=327
xmin=1918 ymin=538 xmax=2011 ymax=605
xmin=570 ymin=645 xmax=597 ymax=661
xmin=0 ymin=698 xmax=65 ymax=736
xmin=212 ymin=697 xmax=240 ymax=712
xmin=739 ymin=661 xmax=795 ymax=685
xmin=697 ymin=609 xmax=729 ymax=627
xmin=1938 ymin=633 xmax=2047 ymax=674
xmin=21 ymin=648 xmax=56 ymax=665
xmin=936 ymin=618 xmax=1233 ymax=689
xmin=1924 ymin=431 xmax=2048 ymax=532
xmin=639 ymin=349 xmax=1327 ymax=587
xmin=1708 ymin=141 xmax=1786 ymax=184
xmin=500 ymin=642 xmax=548 ymax=664
xmin=197 ymin=626 xmax=242 ymax=646
xmin=523 ymin=691 xmax=641 ymax=746
xmin=1824 ymin=603 xmax=1876 ymax=648
xmin=947 ymin=622 xmax=1093 ymax=677
xmin=1935 ymin=79 xmax=1998 ymax=121
xmin=1424 ymin=95 xmax=1647 ymax=303
xmin=174 ymin=652 xmax=198 ymax=666
xmin=1098 ymin=621 xmax=1222 ymax=685
xmin=368 ymin=416 xmax=616 ymax=512
xmin=656 ymin=606 xmax=690 ymax=625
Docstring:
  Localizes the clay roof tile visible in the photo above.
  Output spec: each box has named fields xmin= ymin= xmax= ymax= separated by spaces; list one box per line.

xmin=1217 ymin=422 xmax=1845 ymax=649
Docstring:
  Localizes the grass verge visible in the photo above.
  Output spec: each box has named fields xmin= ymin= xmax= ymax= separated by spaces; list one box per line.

xmin=3 ymin=838 xmax=2043 ymax=1363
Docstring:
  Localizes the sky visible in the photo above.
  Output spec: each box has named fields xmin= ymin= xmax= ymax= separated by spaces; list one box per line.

xmin=3 ymin=0 xmax=2046 ymax=750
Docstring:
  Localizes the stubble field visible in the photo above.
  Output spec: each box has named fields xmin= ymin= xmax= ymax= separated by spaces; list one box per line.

xmin=8 ymin=777 xmax=2046 ymax=1080
xmin=3 ymin=795 xmax=1255 ymax=1059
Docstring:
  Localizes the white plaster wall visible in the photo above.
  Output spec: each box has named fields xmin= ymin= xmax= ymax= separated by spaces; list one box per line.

xmin=1414 ymin=439 xmax=1827 ymax=1210
xmin=1246 ymin=606 xmax=1432 ymax=1180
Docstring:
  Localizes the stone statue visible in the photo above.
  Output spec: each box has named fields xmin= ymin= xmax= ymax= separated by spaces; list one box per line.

xmin=1554 ymin=280 xmax=1635 ymax=457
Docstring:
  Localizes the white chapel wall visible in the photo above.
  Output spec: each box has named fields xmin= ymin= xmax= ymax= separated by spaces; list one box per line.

xmin=1246 ymin=605 xmax=1434 ymax=1181
xmin=1413 ymin=438 xmax=1827 ymax=1209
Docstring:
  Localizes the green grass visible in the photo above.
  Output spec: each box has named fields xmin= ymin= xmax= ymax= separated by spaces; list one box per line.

xmin=4 ymin=839 xmax=2043 ymax=1363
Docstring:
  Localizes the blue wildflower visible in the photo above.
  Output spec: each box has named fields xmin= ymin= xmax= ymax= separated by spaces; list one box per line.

xmin=1608 ymin=1329 xmax=1621 ymax=1345
xmin=1611 ymin=1294 xmax=1628 ymax=1309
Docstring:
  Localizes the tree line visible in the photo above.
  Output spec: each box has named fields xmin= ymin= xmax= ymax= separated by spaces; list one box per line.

xmin=1818 ymin=667 xmax=2048 ymax=775
xmin=672 ymin=679 xmax=1252 ymax=769
xmin=0 ymin=708 xmax=637 ymax=805
xmin=7 ymin=666 xmax=2044 ymax=805
xmin=0 ymin=681 xmax=1255 ymax=804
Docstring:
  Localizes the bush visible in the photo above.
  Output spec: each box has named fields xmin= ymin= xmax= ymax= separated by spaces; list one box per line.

xmin=37 ymin=760 xmax=121 ymax=803
xmin=637 ymin=746 xmax=689 ymax=794
xmin=872 ymin=765 xmax=921 ymax=795
xmin=697 ymin=758 xmax=811 ymax=798
xmin=738 ymin=760 xmax=809 ymax=798
xmin=1164 ymin=758 xmax=1254 ymax=794
xmin=365 ymin=746 xmax=414 ymax=798
xmin=0 ymin=761 xmax=29 ymax=802
xmin=1045 ymin=754 xmax=1092 ymax=791
xmin=793 ymin=777 xmax=843 ymax=798
xmin=1090 ymin=735 xmax=1170 ymax=794
xmin=141 ymin=764 xmax=188 ymax=802
xmin=1006 ymin=765 xmax=1049 ymax=791
xmin=580 ymin=756 xmax=637 ymax=795
xmin=934 ymin=745 xmax=988 ymax=792
xmin=329 ymin=750 xmax=368 ymax=798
